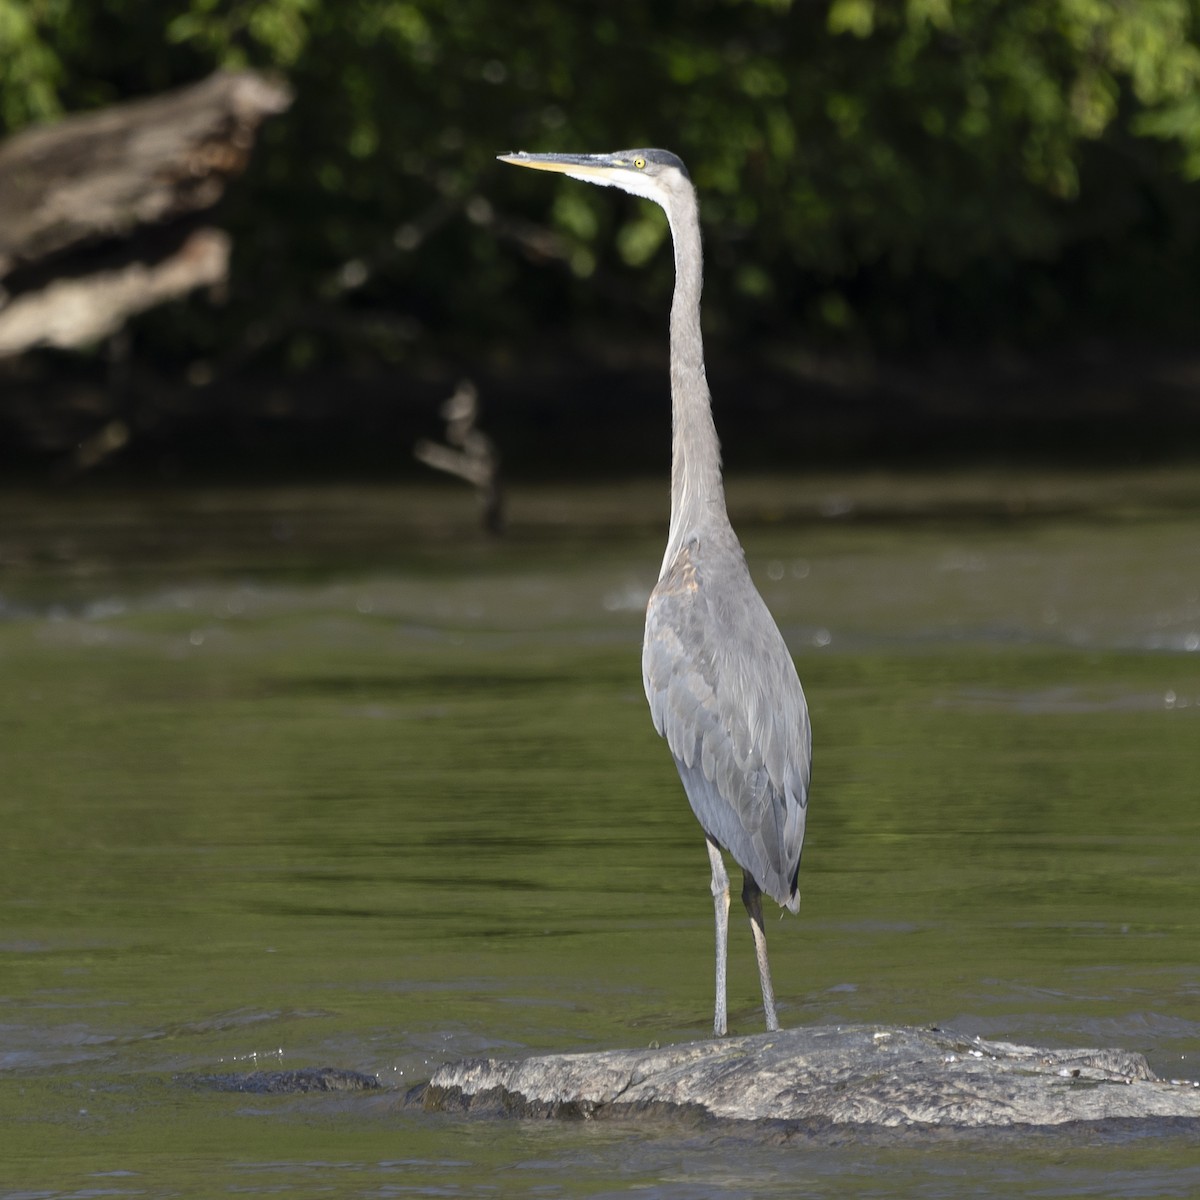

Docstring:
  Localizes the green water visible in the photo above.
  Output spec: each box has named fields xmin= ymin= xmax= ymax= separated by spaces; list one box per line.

xmin=2 ymin=471 xmax=1198 ymax=1196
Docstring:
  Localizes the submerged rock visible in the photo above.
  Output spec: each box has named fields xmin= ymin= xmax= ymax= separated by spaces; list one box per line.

xmin=193 ymin=1065 xmax=383 ymax=1094
xmin=419 ymin=1024 xmax=1200 ymax=1128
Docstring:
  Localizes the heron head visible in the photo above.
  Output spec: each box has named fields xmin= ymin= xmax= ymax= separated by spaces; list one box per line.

xmin=497 ymin=148 xmax=691 ymax=208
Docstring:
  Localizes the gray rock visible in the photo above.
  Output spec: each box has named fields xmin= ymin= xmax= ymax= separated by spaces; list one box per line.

xmin=420 ymin=1024 xmax=1200 ymax=1128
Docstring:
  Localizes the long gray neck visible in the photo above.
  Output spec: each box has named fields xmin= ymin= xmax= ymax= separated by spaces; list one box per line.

xmin=661 ymin=184 xmax=728 ymax=575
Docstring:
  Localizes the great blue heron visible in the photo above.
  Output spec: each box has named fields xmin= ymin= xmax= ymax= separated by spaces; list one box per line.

xmin=498 ymin=148 xmax=811 ymax=1037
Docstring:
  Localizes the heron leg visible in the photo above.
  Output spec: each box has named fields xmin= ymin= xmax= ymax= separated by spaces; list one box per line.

xmin=706 ymin=838 xmax=730 ymax=1037
xmin=742 ymin=873 xmax=780 ymax=1032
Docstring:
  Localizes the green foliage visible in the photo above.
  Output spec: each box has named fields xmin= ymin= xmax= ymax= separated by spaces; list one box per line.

xmin=4 ymin=0 xmax=1200 ymax=365
xmin=0 ymin=0 xmax=66 ymax=126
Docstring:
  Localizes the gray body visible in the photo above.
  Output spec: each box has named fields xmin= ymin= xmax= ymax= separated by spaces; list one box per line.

xmin=499 ymin=148 xmax=811 ymax=1036
xmin=645 ymin=527 xmax=808 ymax=908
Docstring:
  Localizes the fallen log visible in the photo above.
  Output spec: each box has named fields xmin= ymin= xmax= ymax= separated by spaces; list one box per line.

xmin=418 ymin=1024 xmax=1200 ymax=1129
xmin=0 ymin=70 xmax=290 ymax=358
xmin=0 ymin=227 xmax=229 ymax=356
xmin=0 ymin=70 xmax=290 ymax=273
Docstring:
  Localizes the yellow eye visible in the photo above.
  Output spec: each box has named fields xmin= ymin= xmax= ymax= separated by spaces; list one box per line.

xmin=634 ymin=156 xmax=646 ymax=169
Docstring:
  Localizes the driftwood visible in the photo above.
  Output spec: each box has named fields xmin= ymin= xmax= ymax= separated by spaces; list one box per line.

xmin=0 ymin=70 xmax=291 ymax=358
xmin=414 ymin=379 xmax=505 ymax=533
xmin=418 ymin=1025 xmax=1200 ymax=1129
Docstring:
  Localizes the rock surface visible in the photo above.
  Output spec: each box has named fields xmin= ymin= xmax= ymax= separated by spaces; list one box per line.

xmin=420 ymin=1024 xmax=1200 ymax=1128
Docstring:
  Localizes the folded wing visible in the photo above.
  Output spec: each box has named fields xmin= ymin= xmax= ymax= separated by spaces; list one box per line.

xmin=643 ymin=539 xmax=810 ymax=908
